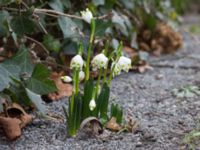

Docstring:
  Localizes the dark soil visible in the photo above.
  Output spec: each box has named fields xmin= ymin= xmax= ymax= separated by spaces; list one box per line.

xmin=0 ymin=30 xmax=200 ymax=150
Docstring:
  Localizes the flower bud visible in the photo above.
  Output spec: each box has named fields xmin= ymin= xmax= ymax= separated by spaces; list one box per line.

xmin=81 ymin=8 xmax=93 ymax=24
xmin=89 ymin=99 xmax=96 ymax=111
xmin=79 ymin=71 xmax=85 ymax=81
xmin=61 ymin=76 xmax=72 ymax=83
xmin=70 ymin=55 xmax=84 ymax=70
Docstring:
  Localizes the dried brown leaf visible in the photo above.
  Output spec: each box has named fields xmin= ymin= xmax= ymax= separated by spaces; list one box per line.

xmin=106 ymin=117 xmax=123 ymax=132
xmin=47 ymin=72 xmax=73 ymax=101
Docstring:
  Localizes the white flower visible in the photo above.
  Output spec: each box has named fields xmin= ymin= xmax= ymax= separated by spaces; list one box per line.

xmin=91 ymin=53 xmax=108 ymax=71
xmin=61 ymin=76 xmax=72 ymax=83
xmin=117 ymin=56 xmax=131 ymax=72
xmin=79 ymin=71 xmax=85 ymax=81
xmin=89 ymin=99 xmax=96 ymax=111
xmin=81 ymin=8 xmax=93 ymax=24
xmin=70 ymin=55 xmax=84 ymax=70
xmin=111 ymin=62 xmax=121 ymax=77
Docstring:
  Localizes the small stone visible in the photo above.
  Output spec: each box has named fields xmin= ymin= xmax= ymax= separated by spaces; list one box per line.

xmin=155 ymin=74 xmax=164 ymax=80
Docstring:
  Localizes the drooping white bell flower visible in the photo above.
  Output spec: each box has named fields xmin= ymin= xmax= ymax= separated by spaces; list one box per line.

xmin=79 ymin=70 xmax=85 ymax=81
xmin=111 ymin=62 xmax=121 ymax=77
xmin=80 ymin=8 xmax=93 ymax=24
xmin=117 ymin=56 xmax=132 ymax=72
xmin=61 ymin=76 xmax=72 ymax=83
xmin=70 ymin=55 xmax=84 ymax=70
xmin=89 ymin=99 xmax=96 ymax=111
xmin=91 ymin=53 xmax=108 ymax=71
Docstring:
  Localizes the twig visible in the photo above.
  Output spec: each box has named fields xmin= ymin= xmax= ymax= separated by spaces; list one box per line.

xmin=1 ymin=7 xmax=111 ymax=20
xmin=24 ymin=36 xmax=49 ymax=55
xmin=38 ymin=21 xmax=48 ymax=34
xmin=34 ymin=8 xmax=83 ymax=19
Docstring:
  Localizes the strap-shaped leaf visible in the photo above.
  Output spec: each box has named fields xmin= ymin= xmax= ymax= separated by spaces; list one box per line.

xmin=82 ymin=79 xmax=94 ymax=119
xmin=96 ymin=83 xmax=110 ymax=119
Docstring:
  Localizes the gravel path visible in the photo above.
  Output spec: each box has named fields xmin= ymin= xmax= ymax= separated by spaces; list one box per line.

xmin=0 ymin=33 xmax=200 ymax=150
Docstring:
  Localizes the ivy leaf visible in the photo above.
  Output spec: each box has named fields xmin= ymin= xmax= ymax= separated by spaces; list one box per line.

xmin=27 ymin=64 xmax=57 ymax=95
xmin=43 ymin=34 xmax=61 ymax=53
xmin=25 ymin=88 xmax=46 ymax=114
xmin=0 ymin=0 xmax=15 ymax=5
xmin=112 ymin=11 xmax=129 ymax=36
xmin=0 ymin=47 xmax=33 ymax=92
xmin=58 ymin=16 xmax=79 ymax=38
xmin=0 ymin=10 xmax=9 ymax=36
xmin=95 ymin=20 xmax=112 ymax=37
xmin=92 ymin=0 xmax=105 ymax=6
xmin=0 ymin=64 xmax=20 ymax=91
xmin=0 ymin=103 xmax=2 ymax=112
xmin=49 ymin=0 xmax=64 ymax=12
xmin=11 ymin=15 xmax=35 ymax=36
xmin=4 ymin=47 xmax=33 ymax=74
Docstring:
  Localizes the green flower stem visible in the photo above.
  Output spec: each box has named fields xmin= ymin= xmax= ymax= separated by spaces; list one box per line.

xmin=70 ymin=69 xmax=76 ymax=114
xmin=96 ymin=68 xmax=103 ymax=96
xmin=103 ymin=68 xmax=107 ymax=84
xmin=85 ymin=19 xmax=95 ymax=81
xmin=107 ymin=63 xmax=116 ymax=86
xmin=75 ymin=70 xmax=79 ymax=95
xmin=108 ymin=42 xmax=123 ymax=86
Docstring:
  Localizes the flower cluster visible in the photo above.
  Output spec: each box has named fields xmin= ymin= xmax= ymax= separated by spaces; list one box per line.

xmin=91 ymin=53 xmax=108 ymax=71
xmin=64 ymin=8 xmax=132 ymax=137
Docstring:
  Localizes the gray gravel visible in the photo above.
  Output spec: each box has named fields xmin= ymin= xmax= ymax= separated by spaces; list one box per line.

xmin=0 ymin=33 xmax=200 ymax=150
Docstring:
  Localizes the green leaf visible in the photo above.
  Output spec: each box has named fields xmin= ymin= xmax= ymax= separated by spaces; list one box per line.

xmin=27 ymin=78 xmax=57 ymax=95
xmin=74 ymin=93 xmax=82 ymax=130
xmin=92 ymin=0 xmax=105 ymax=6
xmin=110 ymin=103 xmax=123 ymax=124
xmin=43 ymin=34 xmax=61 ymax=52
xmin=31 ymin=63 xmax=50 ymax=80
xmin=49 ymin=0 xmax=64 ymax=12
xmin=25 ymin=88 xmax=46 ymax=114
xmin=60 ymin=0 xmax=71 ymax=9
xmin=27 ymin=64 xmax=57 ymax=95
xmin=0 ymin=47 xmax=33 ymax=92
xmin=144 ymin=14 xmax=157 ymax=31
xmin=96 ymin=83 xmax=110 ymax=119
xmin=82 ymin=79 xmax=94 ymax=119
xmin=0 ymin=104 xmax=2 ymax=112
xmin=0 ymin=0 xmax=15 ymax=5
xmin=95 ymin=20 xmax=112 ymax=37
xmin=10 ymin=15 xmax=35 ymax=36
xmin=4 ymin=47 xmax=33 ymax=74
xmin=62 ymin=40 xmax=78 ymax=55
xmin=58 ymin=16 xmax=79 ymax=38
xmin=0 ymin=10 xmax=9 ymax=36
xmin=0 ymin=64 xmax=20 ymax=91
